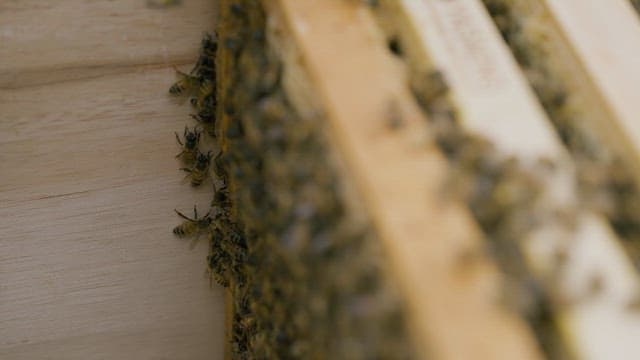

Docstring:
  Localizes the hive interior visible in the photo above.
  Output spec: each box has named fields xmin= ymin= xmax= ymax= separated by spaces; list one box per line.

xmin=170 ymin=1 xmax=640 ymax=358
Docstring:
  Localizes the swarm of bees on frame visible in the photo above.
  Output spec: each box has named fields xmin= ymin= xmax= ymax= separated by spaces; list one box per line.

xmin=169 ymin=30 xmax=237 ymax=290
xmin=482 ymin=0 xmax=640 ymax=272
xmin=168 ymin=0 xmax=417 ymax=358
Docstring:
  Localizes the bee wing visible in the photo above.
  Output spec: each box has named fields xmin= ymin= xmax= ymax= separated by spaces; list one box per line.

xmin=189 ymin=233 xmax=201 ymax=250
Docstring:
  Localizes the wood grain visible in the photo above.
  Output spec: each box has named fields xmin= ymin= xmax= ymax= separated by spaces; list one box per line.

xmin=0 ymin=0 xmax=215 ymax=89
xmin=0 ymin=1 xmax=224 ymax=359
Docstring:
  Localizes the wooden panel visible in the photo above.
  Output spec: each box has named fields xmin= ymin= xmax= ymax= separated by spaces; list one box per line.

xmin=265 ymin=1 xmax=542 ymax=359
xmin=0 ymin=0 xmax=215 ymax=89
xmin=0 ymin=69 xmax=224 ymax=359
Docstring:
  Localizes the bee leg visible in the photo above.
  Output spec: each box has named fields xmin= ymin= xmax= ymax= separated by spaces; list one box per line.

xmin=174 ymin=209 xmax=195 ymax=221
xmin=175 ymin=150 xmax=185 ymax=159
xmin=180 ymin=168 xmax=193 ymax=182
xmin=175 ymin=132 xmax=183 ymax=146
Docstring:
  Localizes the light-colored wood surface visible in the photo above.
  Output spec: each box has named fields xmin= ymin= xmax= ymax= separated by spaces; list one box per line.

xmin=0 ymin=1 xmax=224 ymax=359
xmin=266 ymin=1 xmax=542 ymax=358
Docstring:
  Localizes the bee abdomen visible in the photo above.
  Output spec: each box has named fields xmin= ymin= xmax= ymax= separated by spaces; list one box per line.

xmin=169 ymin=84 xmax=185 ymax=95
xmin=190 ymin=173 xmax=205 ymax=187
xmin=173 ymin=226 xmax=186 ymax=236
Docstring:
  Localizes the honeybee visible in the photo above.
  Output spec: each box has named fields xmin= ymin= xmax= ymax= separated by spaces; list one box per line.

xmin=190 ymin=80 xmax=215 ymax=110
xmin=191 ymin=33 xmax=217 ymax=79
xmin=201 ymin=32 xmax=218 ymax=58
xmin=175 ymin=126 xmax=201 ymax=165
xmin=173 ymin=205 xmax=213 ymax=248
xmin=169 ymin=66 xmax=200 ymax=96
xmin=190 ymin=112 xmax=216 ymax=137
xmin=181 ymin=151 xmax=212 ymax=186
xmin=211 ymin=182 xmax=231 ymax=218
xmin=206 ymin=227 xmax=229 ymax=287
xmin=213 ymin=150 xmax=228 ymax=179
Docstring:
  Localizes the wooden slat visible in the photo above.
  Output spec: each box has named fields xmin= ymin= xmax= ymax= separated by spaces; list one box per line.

xmin=0 ymin=0 xmax=215 ymax=89
xmin=375 ymin=0 xmax=640 ymax=358
xmin=263 ymin=1 xmax=542 ymax=359
xmin=540 ymin=0 xmax=640 ymax=177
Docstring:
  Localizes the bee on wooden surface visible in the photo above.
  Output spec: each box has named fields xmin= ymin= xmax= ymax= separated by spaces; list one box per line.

xmin=192 ymin=33 xmax=217 ymax=79
xmin=190 ymin=80 xmax=215 ymax=110
xmin=190 ymin=112 xmax=216 ymax=137
xmin=200 ymin=32 xmax=218 ymax=57
xmin=181 ymin=151 xmax=212 ymax=186
xmin=211 ymin=182 xmax=232 ymax=218
xmin=213 ymin=150 xmax=229 ymax=180
xmin=207 ymin=227 xmax=231 ymax=287
xmin=169 ymin=66 xmax=200 ymax=96
xmin=173 ymin=205 xmax=213 ymax=248
xmin=175 ymin=126 xmax=201 ymax=165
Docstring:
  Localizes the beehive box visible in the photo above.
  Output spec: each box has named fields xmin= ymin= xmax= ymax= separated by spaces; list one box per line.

xmin=199 ymin=1 xmax=640 ymax=359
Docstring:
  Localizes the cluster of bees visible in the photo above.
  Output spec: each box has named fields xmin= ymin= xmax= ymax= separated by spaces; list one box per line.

xmin=201 ymin=1 xmax=417 ymax=358
xmin=169 ymin=33 xmax=238 ymax=287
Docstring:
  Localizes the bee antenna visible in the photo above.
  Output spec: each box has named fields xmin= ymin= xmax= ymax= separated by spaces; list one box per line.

xmin=175 ymin=209 xmax=193 ymax=221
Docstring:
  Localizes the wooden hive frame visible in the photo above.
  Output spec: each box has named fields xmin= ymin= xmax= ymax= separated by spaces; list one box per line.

xmin=213 ymin=0 xmax=640 ymax=358
xmin=372 ymin=1 xmax=640 ymax=358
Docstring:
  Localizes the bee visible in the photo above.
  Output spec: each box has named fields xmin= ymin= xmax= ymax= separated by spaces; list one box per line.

xmin=169 ymin=66 xmax=200 ymax=96
xmin=190 ymin=80 xmax=215 ymax=110
xmin=213 ymin=150 xmax=228 ymax=180
xmin=173 ymin=205 xmax=213 ymax=248
xmin=190 ymin=112 xmax=216 ymax=137
xmin=211 ymin=182 xmax=231 ymax=217
xmin=190 ymin=33 xmax=217 ymax=78
xmin=175 ymin=126 xmax=201 ymax=165
xmin=181 ymin=151 xmax=212 ymax=186
xmin=206 ymin=227 xmax=230 ymax=287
